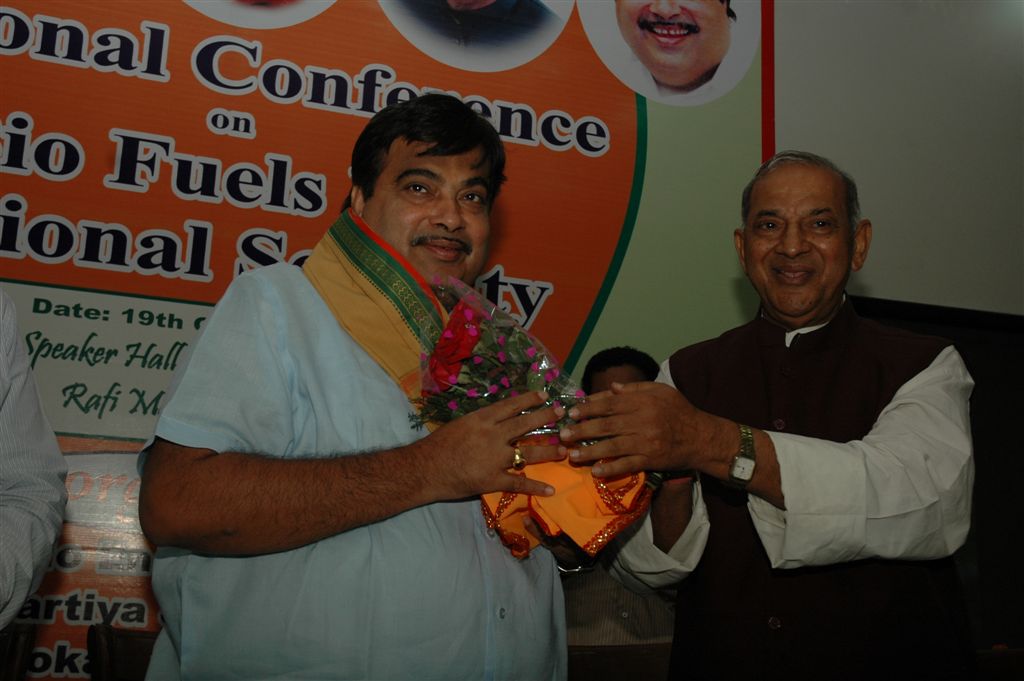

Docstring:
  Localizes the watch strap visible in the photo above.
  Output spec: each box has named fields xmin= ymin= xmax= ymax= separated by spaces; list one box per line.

xmin=727 ymin=423 xmax=756 ymax=487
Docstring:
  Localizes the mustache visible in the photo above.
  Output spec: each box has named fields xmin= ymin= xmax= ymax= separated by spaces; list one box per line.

xmin=411 ymin=235 xmax=472 ymax=254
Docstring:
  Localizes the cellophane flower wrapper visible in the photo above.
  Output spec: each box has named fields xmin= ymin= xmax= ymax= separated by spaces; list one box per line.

xmin=414 ymin=277 xmax=651 ymax=558
xmin=413 ymin=277 xmax=583 ymax=430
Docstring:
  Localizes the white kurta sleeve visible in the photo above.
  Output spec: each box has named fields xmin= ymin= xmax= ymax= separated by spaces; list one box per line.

xmin=609 ymin=361 xmax=710 ymax=591
xmin=749 ymin=345 xmax=974 ymax=568
xmin=609 ymin=480 xmax=710 ymax=591
xmin=612 ymin=347 xmax=974 ymax=585
xmin=0 ymin=289 xmax=68 ymax=628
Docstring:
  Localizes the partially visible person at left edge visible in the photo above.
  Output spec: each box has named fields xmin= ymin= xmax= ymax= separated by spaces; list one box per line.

xmin=0 ymin=287 xmax=68 ymax=629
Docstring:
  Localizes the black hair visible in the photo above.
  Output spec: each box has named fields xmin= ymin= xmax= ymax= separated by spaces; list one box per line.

xmin=581 ymin=346 xmax=660 ymax=394
xmin=342 ymin=93 xmax=506 ymax=210
xmin=740 ymin=150 xmax=861 ymax=230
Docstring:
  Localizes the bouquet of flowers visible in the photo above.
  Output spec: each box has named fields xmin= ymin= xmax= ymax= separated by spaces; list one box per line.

xmin=413 ymin=279 xmax=583 ymax=430
xmin=414 ymin=277 xmax=650 ymax=558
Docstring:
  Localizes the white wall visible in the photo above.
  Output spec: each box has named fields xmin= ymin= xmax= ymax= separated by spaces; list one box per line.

xmin=774 ymin=0 xmax=1023 ymax=315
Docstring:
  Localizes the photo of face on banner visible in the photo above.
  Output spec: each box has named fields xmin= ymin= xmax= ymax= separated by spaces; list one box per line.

xmin=579 ymin=0 xmax=760 ymax=106
xmin=379 ymin=0 xmax=572 ymax=72
xmin=184 ymin=0 xmax=337 ymax=29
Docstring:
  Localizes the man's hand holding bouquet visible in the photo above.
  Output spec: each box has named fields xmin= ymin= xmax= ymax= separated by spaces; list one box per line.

xmin=415 ymin=278 xmax=651 ymax=558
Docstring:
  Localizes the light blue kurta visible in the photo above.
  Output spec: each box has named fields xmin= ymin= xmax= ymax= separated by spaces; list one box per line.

xmin=144 ymin=264 xmax=565 ymax=680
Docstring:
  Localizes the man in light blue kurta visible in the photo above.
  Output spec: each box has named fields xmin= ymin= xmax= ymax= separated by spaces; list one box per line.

xmin=146 ymin=265 xmax=564 ymax=679
xmin=139 ymin=95 xmax=567 ymax=680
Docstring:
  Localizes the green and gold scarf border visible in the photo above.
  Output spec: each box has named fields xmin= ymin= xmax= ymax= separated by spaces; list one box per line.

xmin=327 ymin=210 xmax=445 ymax=350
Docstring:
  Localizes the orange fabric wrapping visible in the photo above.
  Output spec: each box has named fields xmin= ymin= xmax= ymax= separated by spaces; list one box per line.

xmin=483 ymin=461 xmax=651 ymax=558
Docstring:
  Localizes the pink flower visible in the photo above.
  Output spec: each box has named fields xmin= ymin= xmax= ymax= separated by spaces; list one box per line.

xmin=473 ymin=356 xmax=483 ymax=364
xmin=497 ymin=351 xmax=506 ymax=363
xmin=488 ymin=385 xmax=498 ymax=394
xmin=500 ymin=376 xmax=511 ymax=388
xmin=575 ymin=389 xmax=585 ymax=398
xmin=467 ymin=388 xmax=479 ymax=398
xmin=497 ymin=335 xmax=506 ymax=346
xmin=525 ymin=347 xmax=537 ymax=358
xmin=448 ymin=400 xmax=459 ymax=410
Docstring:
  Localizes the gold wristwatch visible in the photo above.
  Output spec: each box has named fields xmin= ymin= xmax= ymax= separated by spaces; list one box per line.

xmin=727 ymin=424 xmax=756 ymax=487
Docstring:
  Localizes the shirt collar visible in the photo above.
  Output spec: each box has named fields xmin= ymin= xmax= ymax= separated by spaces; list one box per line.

xmin=760 ymin=294 xmax=849 ymax=348
xmin=783 ymin=322 xmax=829 ymax=348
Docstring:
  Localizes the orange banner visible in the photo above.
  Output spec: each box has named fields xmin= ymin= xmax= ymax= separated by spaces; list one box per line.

xmin=2 ymin=2 xmax=769 ymax=677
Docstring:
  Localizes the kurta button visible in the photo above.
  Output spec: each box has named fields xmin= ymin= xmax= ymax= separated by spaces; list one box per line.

xmin=620 ymin=610 xmax=629 ymax=619
xmin=487 ymin=529 xmax=496 ymax=538
xmin=767 ymin=616 xmax=782 ymax=630
xmin=499 ymin=608 xmax=506 ymax=619
xmin=772 ymin=418 xmax=786 ymax=430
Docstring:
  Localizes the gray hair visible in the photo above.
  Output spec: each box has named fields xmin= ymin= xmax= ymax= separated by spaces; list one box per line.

xmin=740 ymin=150 xmax=861 ymax=230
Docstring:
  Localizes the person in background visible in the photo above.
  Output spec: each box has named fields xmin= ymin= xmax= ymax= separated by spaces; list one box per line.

xmin=563 ymin=346 xmax=683 ymax=681
xmin=0 ymin=288 xmax=67 ymax=629
xmin=561 ymin=151 xmax=976 ymax=679
xmin=138 ymin=95 xmax=568 ymax=680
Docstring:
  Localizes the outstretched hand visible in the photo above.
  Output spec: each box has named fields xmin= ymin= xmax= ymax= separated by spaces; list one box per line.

xmin=420 ymin=390 xmax=566 ymax=500
xmin=559 ymin=381 xmax=731 ymax=479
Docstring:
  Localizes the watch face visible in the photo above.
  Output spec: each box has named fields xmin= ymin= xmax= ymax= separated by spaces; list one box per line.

xmin=731 ymin=457 xmax=756 ymax=481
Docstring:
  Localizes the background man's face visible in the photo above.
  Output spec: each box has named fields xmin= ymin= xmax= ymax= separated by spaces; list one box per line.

xmin=590 ymin=364 xmax=649 ymax=393
xmin=615 ymin=0 xmax=731 ymax=91
xmin=734 ymin=164 xmax=871 ymax=330
xmin=351 ymin=139 xmax=493 ymax=285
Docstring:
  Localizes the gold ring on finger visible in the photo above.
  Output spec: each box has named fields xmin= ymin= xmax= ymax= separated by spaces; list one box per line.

xmin=511 ymin=446 xmax=527 ymax=471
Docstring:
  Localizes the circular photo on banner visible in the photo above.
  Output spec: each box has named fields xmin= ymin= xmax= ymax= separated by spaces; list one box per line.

xmin=379 ymin=0 xmax=573 ymax=73
xmin=184 ymin=0 xmax=337 ymax=30
xmin=580 ymin=0 xmax=760 ymax=106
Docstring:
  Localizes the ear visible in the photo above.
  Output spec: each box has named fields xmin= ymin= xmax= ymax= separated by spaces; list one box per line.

xmin=350 ymin=186 xmax=365 ymax=216
xmin=850 ymin=219 xmax=872 ymax=272
xmin=733 ymin=228 xmax=748 ymax=272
